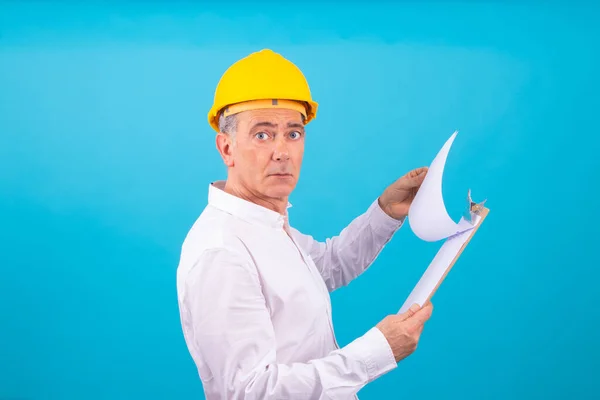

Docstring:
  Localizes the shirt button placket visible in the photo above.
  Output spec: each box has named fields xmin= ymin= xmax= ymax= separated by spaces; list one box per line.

xmin=283 ymin=220 xmax=340 ymax=350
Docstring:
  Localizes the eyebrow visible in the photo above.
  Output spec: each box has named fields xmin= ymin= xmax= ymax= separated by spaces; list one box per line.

xmin=287 ymin=122 xmax=305 ymax=130
xmin=249 ymin=121 xmax=305 ymax=131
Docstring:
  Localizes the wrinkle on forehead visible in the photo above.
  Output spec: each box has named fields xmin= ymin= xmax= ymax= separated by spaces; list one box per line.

xmin=238 ymin=109 xmax=305 ymax=131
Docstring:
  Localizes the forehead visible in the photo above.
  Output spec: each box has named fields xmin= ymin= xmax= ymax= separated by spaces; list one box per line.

xmin=237 ymin=108 xmax=304 ymax=128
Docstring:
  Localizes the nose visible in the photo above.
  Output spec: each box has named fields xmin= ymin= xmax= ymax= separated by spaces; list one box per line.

xmin=273 ymin=137 xmax=289 ymax=161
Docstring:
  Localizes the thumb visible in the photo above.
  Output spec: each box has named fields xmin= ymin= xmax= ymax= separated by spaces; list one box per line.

xmin=412 ymin=167 xmax=428 ymax=182
xmin=404 ymin=167 xmax=428 ymax=188
xmin=398 ymin=303 xmax=421 ymax=321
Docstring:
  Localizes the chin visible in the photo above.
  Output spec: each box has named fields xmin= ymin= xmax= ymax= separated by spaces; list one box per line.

xmin=264 ymin=177 xmax=296 ymax=198
xmin=266 ymin=186 xmax=294 ymax=198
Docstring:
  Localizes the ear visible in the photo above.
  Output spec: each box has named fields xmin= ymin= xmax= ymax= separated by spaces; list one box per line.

xmin=216 ymin=132 xmax=235 ymax=167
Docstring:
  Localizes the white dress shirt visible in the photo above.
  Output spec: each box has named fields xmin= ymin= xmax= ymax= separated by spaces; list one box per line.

xmin=176 ymin=181 xmax=404 ymax=399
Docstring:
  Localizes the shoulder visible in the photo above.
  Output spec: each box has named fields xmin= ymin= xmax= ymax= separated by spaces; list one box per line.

xmin=176 ymin=205 xmax=256 ymax=296
xmin=181 ymin=205 xmax=246 ymax=252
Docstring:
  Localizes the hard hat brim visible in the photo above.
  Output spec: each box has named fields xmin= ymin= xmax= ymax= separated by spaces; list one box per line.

xmin=208 ymin=98 xmax=318 ymax=133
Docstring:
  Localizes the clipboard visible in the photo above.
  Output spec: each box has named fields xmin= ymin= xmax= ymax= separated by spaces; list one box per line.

xmin=398 ymin=130 xmax=490 ymax=314
xmin=398 ymin=200 xmax=489 ymax=313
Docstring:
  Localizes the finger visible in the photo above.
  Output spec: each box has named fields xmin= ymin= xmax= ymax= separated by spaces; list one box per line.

xmin=407 ymin=302 xmax=433 ymax=327
xmin=413 ymin=323 xmax=425 ymax=337
xmin=407 ymin=167 xmax=428 ymax=186
xmin=408 ymin=166 xmax=428 ymax=178
xmin=399 ymin=303 xmax=421 ymax=321
xmin=414 ymin=166 xmax=428 ymax=176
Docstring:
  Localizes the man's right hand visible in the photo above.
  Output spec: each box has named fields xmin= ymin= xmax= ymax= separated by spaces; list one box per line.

xmin=376 ymin=302 xmax=434 ymax=362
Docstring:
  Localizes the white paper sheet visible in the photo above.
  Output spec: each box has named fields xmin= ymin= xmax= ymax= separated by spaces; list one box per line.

xmin=399 ymin=131 xmax=487 ymax=313
xmin=398 ymin=214 xmax=481 ymax=313
xmin=408 ymin=131 xmax=474 ymax=242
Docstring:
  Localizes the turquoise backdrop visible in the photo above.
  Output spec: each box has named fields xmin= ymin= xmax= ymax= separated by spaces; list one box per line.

xmin=1 ymin=2 xmax=599 ymax=399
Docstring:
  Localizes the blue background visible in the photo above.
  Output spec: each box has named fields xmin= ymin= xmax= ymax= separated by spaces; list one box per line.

xmin=1 ymin=2 xmax=599 ymax=399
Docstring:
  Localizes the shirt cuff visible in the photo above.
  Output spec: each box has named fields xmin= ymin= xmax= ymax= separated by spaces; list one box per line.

xmin=344 ymin=326 xmax=398 ymax=382
xmin=367 ymin=198 xmax=405 ymax=234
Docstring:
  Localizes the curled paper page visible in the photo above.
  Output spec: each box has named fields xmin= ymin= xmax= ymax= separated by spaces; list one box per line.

xmin=408 ymin=131 xmax=474 ymax=242
xmin=398 ymin=130 xmax=489 ymax=314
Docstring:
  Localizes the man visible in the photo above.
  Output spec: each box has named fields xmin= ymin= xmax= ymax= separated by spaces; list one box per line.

xmin=176 ymin=48 xmax=434 ymax=399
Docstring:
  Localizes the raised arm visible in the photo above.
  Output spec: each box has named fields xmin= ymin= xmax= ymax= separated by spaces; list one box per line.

xmin=180 ymin=247 xmax=397 ymax=399
xmin=290 ymin=199 xmax=403 ymax=292
xmin=290 ymin=168 xmax=428 ymax=292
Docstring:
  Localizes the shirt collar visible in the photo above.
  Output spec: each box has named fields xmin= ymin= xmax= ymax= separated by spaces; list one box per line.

xmin=208 ymin=180 xmax=292 ymax=228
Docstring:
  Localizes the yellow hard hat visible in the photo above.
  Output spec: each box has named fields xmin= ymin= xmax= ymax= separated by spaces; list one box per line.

xmin=207 ymin=49 xmax=319 ymax=133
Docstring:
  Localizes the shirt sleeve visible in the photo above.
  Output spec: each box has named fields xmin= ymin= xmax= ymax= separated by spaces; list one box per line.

xmin=181 ymin=247 xmax=397 ymax=399
xmin=290 ymin=198 xmax=404 ymax=292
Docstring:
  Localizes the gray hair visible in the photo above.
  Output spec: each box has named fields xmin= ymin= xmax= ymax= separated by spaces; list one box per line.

xmin=218 ymin=113 xmax=238 ymax=141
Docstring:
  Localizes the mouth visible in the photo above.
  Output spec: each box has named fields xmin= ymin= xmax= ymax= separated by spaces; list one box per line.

xmin=269 ymin=173 xmax=293 ymax=177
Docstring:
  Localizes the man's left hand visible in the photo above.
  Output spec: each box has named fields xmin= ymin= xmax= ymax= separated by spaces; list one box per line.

xmin=378 ymin=167 xmax=428 ymax=220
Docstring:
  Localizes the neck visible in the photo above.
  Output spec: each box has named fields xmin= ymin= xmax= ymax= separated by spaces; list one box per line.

xmin=223 ymin=178 xmax=288 ymax=215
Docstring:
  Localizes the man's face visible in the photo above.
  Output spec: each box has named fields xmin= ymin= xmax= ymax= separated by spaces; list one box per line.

xmin=225 ymin=108 xmax=306 ymax=200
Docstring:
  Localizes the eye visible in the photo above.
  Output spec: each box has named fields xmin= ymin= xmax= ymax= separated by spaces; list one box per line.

xmin=255 ymin=132 xmax=269 ymax=141
xmin=289 ymin=131 xmax=303 ymax=140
